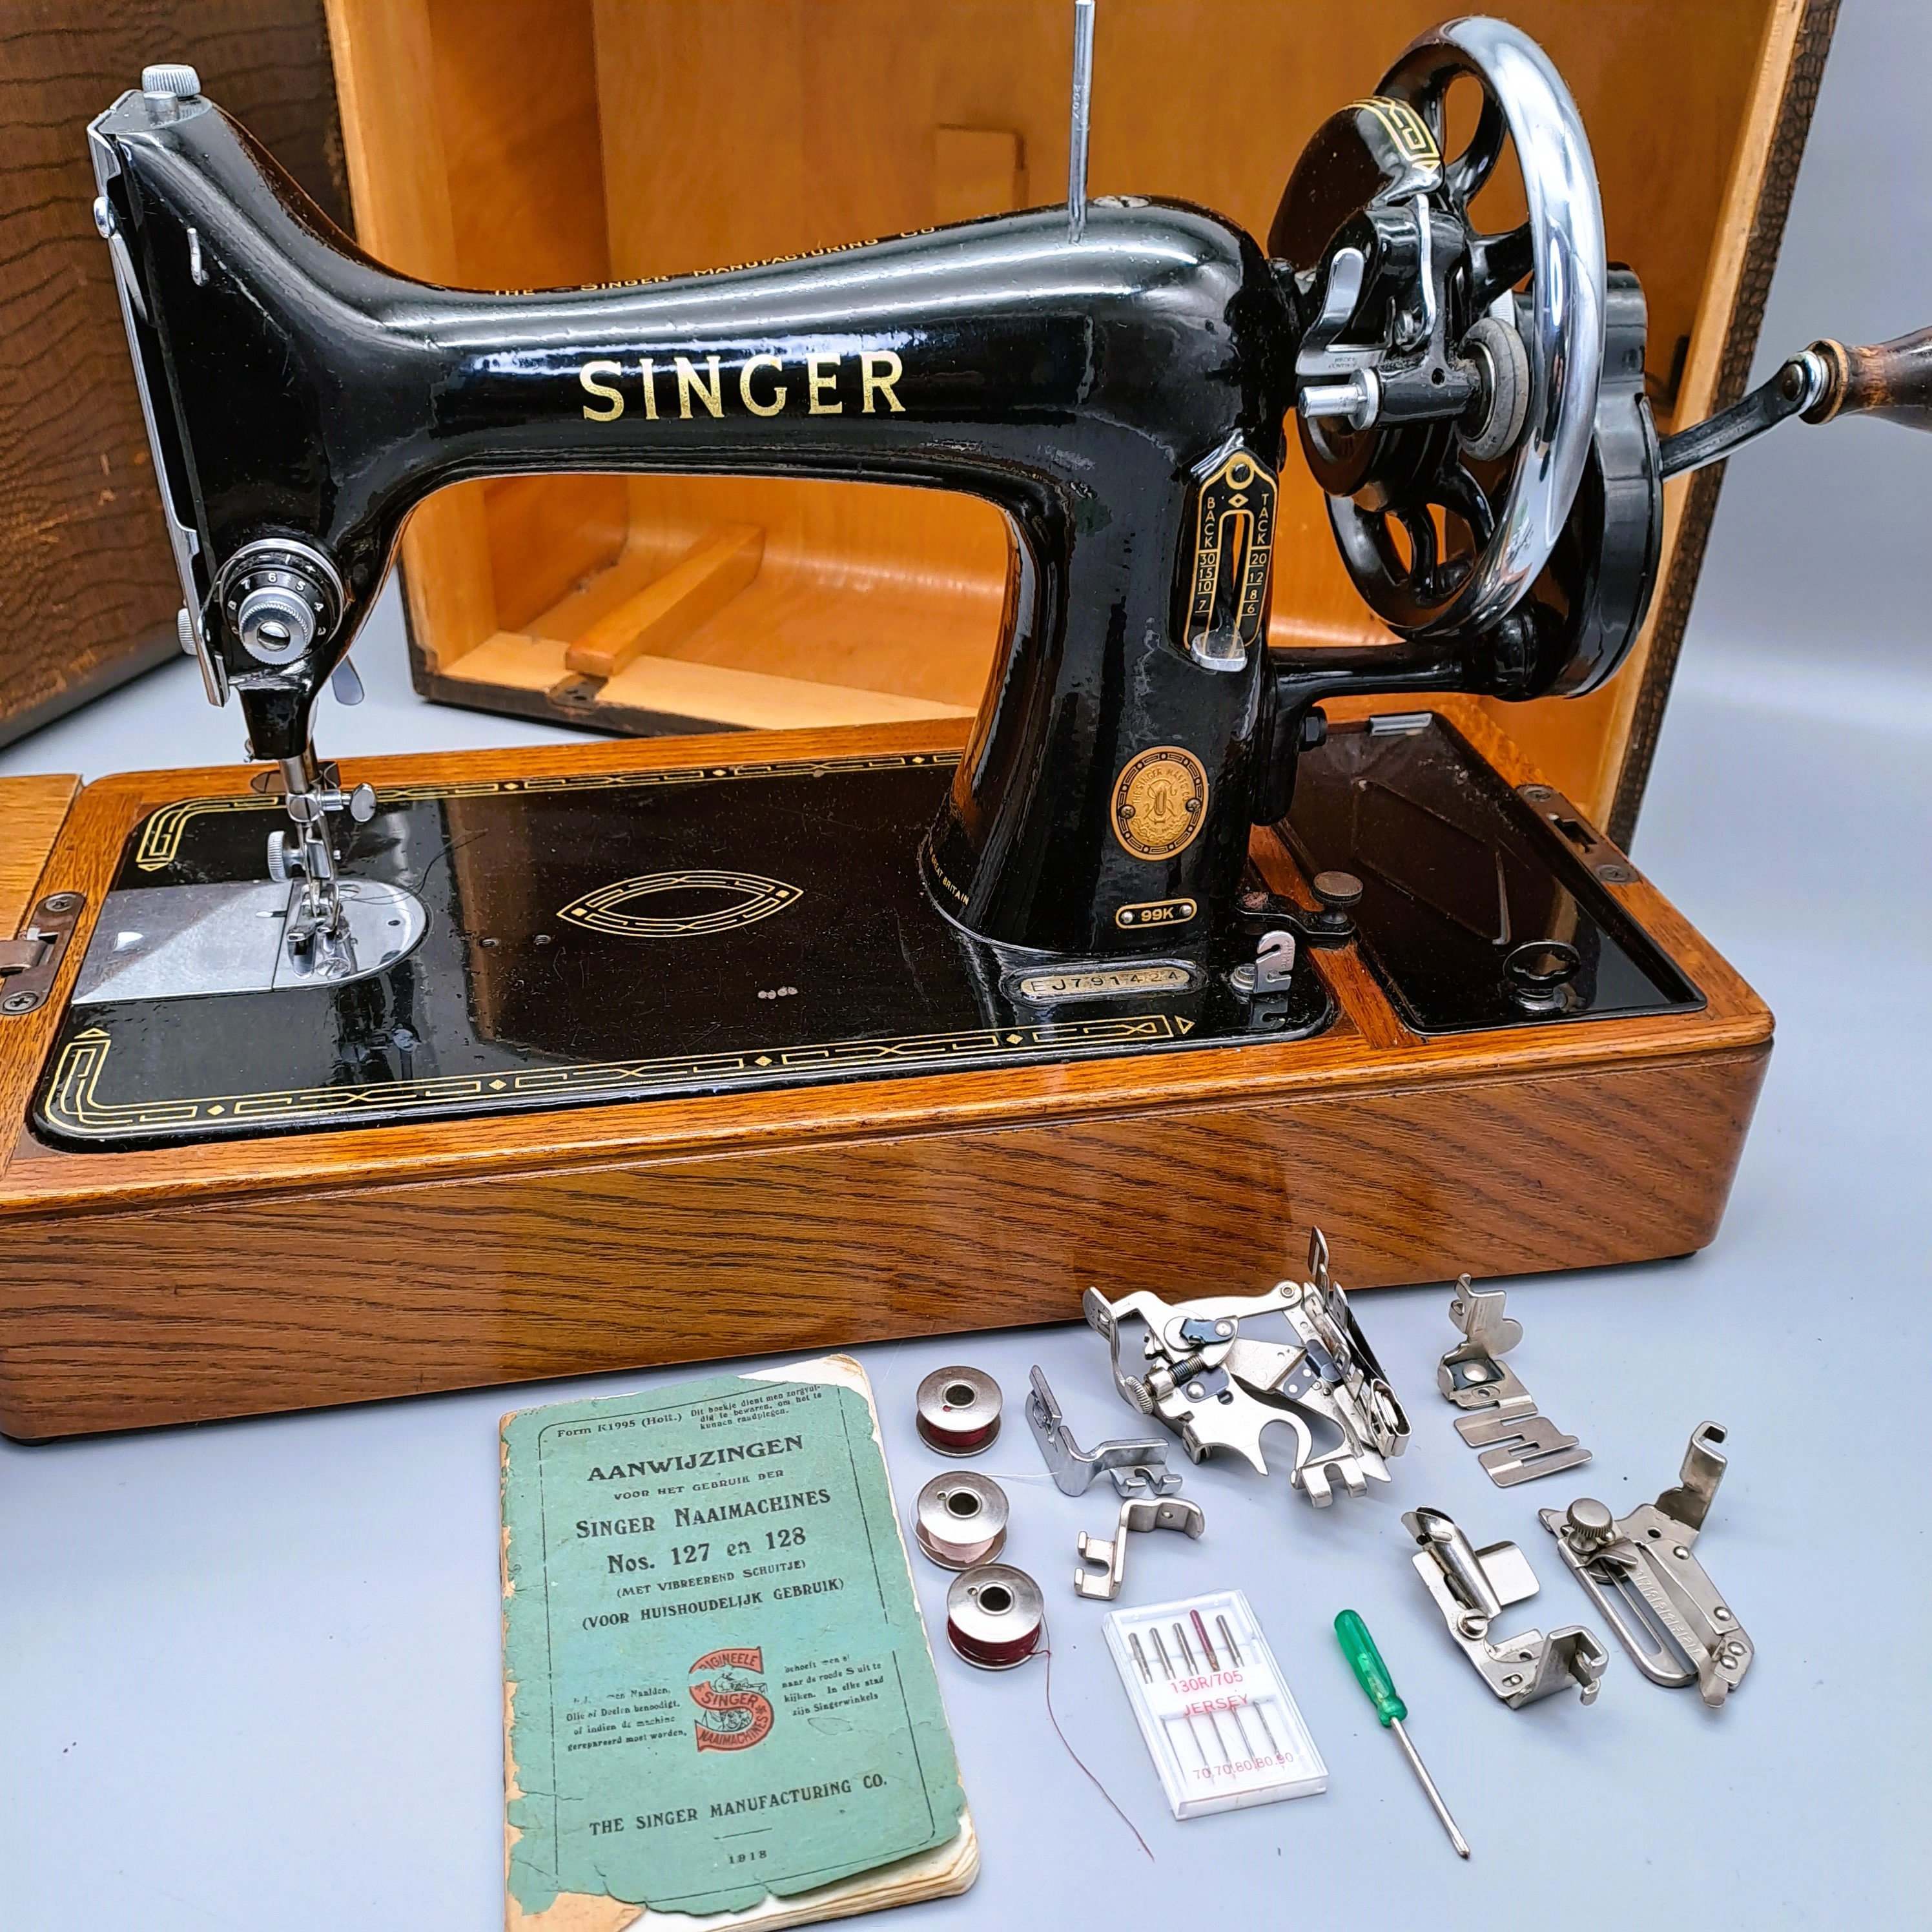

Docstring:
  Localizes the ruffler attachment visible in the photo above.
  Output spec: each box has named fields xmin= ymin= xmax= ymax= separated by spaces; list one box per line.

xmin=1082 ymin=1229 xmax=1409 ymax=1508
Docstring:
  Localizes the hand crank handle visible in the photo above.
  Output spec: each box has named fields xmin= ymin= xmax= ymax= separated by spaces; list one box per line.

xmin=1661 ymin=323 xmax=1932 ymax=480
xmin=1802 ymin=325 xmax=1932 ymax=429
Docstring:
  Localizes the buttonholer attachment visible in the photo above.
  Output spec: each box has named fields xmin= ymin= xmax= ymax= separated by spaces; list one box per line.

xmin=1084 ymin=1228 xmax=1408 ymax=1508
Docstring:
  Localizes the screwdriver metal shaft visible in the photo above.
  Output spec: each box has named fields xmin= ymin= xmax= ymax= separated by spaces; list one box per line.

xmin=1334 ymin=1608 xmax=1470 ymax=1860
xmin=1389 ymin=1716 xmax=1471 ymax=1859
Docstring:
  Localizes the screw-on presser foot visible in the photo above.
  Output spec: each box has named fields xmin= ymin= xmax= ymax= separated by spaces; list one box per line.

xmin=263 ymin=752 xmax=377 ymax=970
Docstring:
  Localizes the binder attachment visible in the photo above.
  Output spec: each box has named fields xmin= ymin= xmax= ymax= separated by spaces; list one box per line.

xmin=1404 ymin=1506 xmax=1608 ymax=1709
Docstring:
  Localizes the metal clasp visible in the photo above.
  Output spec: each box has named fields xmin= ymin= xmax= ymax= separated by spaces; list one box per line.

xmin=0 ymin=893 xmax=85 ymax=1017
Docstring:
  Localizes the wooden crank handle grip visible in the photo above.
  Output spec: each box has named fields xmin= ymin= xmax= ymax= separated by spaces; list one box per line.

xmin=1802 ymin=326 xmax=1932 ymax=429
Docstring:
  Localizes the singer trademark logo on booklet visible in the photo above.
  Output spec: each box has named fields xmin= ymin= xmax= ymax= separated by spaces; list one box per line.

xmin=689 ymin=1647 xmax=775 ymax=1752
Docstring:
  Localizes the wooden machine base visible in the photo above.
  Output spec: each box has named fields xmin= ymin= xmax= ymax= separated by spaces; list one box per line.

xmin=0 ymin=699 xmax=1771 ymax=1439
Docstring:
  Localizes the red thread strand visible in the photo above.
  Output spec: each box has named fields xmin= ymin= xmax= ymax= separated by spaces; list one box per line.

xmin=1040 ymin=1644 xmax=1155 ymax=1862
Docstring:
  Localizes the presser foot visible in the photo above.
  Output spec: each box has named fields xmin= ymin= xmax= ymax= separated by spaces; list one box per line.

xmin=264 ymin=761 xmax=378 ymax=969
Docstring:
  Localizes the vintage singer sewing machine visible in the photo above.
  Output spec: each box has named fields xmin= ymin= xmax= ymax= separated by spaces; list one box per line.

xmin=0 ymin=16 xmax=1924 ymax=1435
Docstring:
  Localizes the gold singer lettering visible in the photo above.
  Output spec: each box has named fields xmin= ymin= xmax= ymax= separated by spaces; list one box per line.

xmin=676 ymin=355 xmax=724 ymax=420
xmin=860 ymin=351 xmax=903 ymax=414
xmin=580 ymin=360 xmax=624 ymax=422
xmin=577 ymin=351 xmax=913 ymax=424
xmin=739 ymin=355 xmax=786 ymax=416
xmin=806 ymin=354 xmax=842 ymax=415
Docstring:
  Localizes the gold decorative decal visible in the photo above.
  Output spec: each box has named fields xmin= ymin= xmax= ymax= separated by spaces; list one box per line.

xmin=37 ymin=1014 xmax=1184 ymax=1140
xmin=132 ymin=752 xmax=960 ymax=872
xmin=1350 ymin=95 xmax=1442 ymax=169
xmin=558 ymin=870 xmax=802 ymax=940
xmin=1115 ymin=897 xmax=1197 ymax=930
xmin=1184 ymin=444 xmax=1277 ymax=664
xmin=1111 ymin=746 xmax=1208 ymax=861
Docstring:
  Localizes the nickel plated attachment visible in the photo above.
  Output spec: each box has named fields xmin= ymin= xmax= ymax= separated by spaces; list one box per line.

xmin=1073 ymin=1491 xmax=1206 ymax=1602
xmin=1540 ymin=1421 xmax=1752 ymax=1708
xmin=1082 ymin=1228 xmax=1409 ymax=1508
xmin=1025 ymin=1364 xmax=1180 ymax=1498
xmin=1404 ymin=1506 xmax=1608 ymax=1709
xmin=1438 ymin=1278 xmax=1590 ymax=1486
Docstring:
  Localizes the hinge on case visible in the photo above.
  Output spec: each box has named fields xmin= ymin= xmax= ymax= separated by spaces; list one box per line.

xmin=0 ymin=893 xmax=85 ymax=1017
xmin=1540 ymin=1422 xmax=1752 ymax=1709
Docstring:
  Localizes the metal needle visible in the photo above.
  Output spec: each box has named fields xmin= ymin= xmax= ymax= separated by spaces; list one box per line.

xmin=1151 ymin=1624 xmax=1215 ymax=1770
xmin=1213 ymin=1613 xmax=1282 ymax=1755
xmin=1175 ymin=1623 xmax=1234 ymax=1768
xmin=1067 ymin=0 xmax=1094 ymax=242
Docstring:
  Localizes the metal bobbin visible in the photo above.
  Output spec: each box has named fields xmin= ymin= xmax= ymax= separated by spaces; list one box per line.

xmin=913 ymin=1472 xmax=1009 ymax=1570
xmin=945 ymin=1564 xmax=1045 ymax=1671
xmin=916 ymin=1366 xmax=1002 ymax=1456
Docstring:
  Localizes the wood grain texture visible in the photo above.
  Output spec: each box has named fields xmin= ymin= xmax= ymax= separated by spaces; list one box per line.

xmin=0 ymin=774 xmax=78 ymax=933
xmin=0 ymin=704 xmax=1772 ymax=1437
xmin=564 ymin=524 xmax=765 ymax=678
xmin=313 ymin=0 xmax=1809 ymax=801
xmin=0 ymin=0 xmax=348 ymax=746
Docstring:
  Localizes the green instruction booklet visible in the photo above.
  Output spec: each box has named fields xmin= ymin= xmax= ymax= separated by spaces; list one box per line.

xmin=501 ymin=1357 xmax=971 ymax=1926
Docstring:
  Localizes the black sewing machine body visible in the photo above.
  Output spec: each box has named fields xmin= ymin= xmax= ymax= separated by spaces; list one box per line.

xmin=10 ymin=15 xmax=1870 ymax=1435
xmin=59 ymin=19 xmax=1844 ymax=1155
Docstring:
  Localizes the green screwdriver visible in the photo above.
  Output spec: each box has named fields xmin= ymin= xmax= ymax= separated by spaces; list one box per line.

xmin=1333 ymin=1608 xmax=1470 ymax=1858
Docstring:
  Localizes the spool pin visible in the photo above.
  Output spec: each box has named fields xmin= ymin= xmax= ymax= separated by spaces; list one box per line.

xmin=945 ymin=1564 xmax=1045 ymax=1670
xmin=916 ymin=1366 xmax=1002 ymax=1456
xmin=914 ymin=1472 xmax=1009 ymax=1570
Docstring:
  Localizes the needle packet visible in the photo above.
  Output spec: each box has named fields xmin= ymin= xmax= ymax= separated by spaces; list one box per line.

xmin=1102 ymin=1589 xmax=1326 ymax=1819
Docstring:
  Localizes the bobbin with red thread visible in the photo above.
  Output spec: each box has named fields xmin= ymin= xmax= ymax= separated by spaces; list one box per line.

xmin=916 ymin=1366 xmax=1002 ymax=1456
xmin=913 ymin=1472 xmax=1009 ymax=1570
xmin=945 ymin=1564 xmax=1045 ymax=1671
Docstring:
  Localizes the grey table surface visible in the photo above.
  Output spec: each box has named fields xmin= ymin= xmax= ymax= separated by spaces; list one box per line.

xmin=5 ymin=6 xmax=1931 ymax=1924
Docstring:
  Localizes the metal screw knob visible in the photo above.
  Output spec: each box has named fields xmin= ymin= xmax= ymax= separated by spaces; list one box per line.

xmin=141 ymin=64 xmax=201 ymax=97
xmin=1307 ymin=870 xmax=1362 ymax=945
xmin=1565 ymin=1497 xmax=1616 ymax=1552
xmin=234 ymin=582 xmax=317 ymax=663
xmin=348 ymin=784 xmax=376 ymax=823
